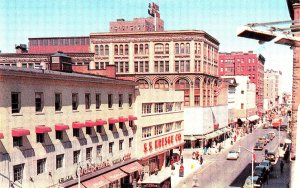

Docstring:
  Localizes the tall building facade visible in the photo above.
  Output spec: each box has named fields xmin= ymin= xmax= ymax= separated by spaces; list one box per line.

xmin=264 ymin=69 xmax=283 ymax=110
xmin=219 ymin=51 xmax=265 ymax=116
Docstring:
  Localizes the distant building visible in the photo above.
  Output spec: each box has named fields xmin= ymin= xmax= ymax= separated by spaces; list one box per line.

xmin=219 ymin=51 xmax=265 ymax=116
xmin=222 ymin=77 xmax=238 ymax=127
xmin=264 ymin=69 xmax=283 ymax=110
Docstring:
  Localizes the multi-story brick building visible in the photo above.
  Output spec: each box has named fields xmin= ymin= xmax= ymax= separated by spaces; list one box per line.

xmin=219 ymin=51 xmax=265 ymax=116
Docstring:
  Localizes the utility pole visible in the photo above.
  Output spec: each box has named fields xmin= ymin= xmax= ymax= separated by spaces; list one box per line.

xmin=239 ymin=145 xmax=254 ymax=188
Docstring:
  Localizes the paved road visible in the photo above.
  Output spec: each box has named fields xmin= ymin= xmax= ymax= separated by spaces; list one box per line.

xmin=175 ymin=127 xmax=286 ymax=188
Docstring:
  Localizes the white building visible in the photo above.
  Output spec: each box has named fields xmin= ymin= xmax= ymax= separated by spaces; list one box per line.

xmin=264 ymin=69 xmax=283 ymax=109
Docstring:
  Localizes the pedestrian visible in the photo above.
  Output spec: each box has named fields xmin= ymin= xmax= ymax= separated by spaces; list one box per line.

xmin=204 ymin=147 xmax=207 ymax=155
xmin=192 ymin=151 xmax=196 ymax=160
xmin=180 ymin=155 xmax=183 ymax=164
xmin=280 ymin=160 xmax=284 ymax=174
xmin=200 ymin=155 xmax=203 ymax=165
xmin=218 ymin=144 xmax=222 ymax=152
xmin=196 ymin=151 xmax=199 ymax=160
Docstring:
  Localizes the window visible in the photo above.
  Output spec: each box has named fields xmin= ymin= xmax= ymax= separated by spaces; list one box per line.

xmin=96 ymin=145 xmax=102 ymax=156
xmin=154 ymin=124 xmax=163 ymax=135
xmin=56 ymin=154 xmax=64 ymax=169
xmin=145 ymin=44 xmax=149 ymax=54
xmin=180 ymin=43 xmax=185 ymax=53
xmin=95 ymin=45 xmax=99 ymax=55
xmin=86 ymin=127 xmax=91 ymax=135
xmin=119 ymin=140 xmax=123 ymax=150
xmin=86 ymin=147 xmax=92 ymax=160
xmin=175 ymin=61 xmax=179 ymax=72
xmin=96 ymin=125 xmax=102 ymax=134
xmin=165 ymin=103 xmax=173 ymax=112
xmin=105 ymin=45 xmax=109 ymax=55
xmin=175 ymin=43 xmax=179 ymax=54
xmin=56 ymin=131 xmax=63 ymax=140
xmin=134 ymin=44 xmax=138 ymax=54
xmin=73 ymin=150 xmax=80 ymax=164
xmin=175 ymin=121 xmax=182 ymax=129
xmin=37 ymin=159 xmax=46 ymax=175
xmin=241 ymin=103 xmax=244 ymax=109
xmin=165 ymin=61 xmax=169 ymax=72
xmin=109 ymin=124 xmax=114 ymax=131
xmin=73 ymin=129 xmax=79 ymax=137
xmin=13 ymin=164 xmax=24 ymax=182
xmin=35 ymin=92 xmax=44 ymax=112
xmin=118 ymin=94 xmax=123 ymax=108
xmin=142 ymin=127 xmax=152 ymax=138
xmin=13 ymin=137 xmax=22 ymax=147
xmin=100 ymin=45 xmax=104 ymax=56
xmin=154 ymin=103 xmax=164 ymax=113
xmin=154 ymin=61 xmax=158 ymax=72
xmin=195 ymin=96 xmax=200 ymax=106
xmin=119 ymin=122 xmax=124 ymax=130
xmin=165 ymin=44 xmax=169 ymax=54
xmin=109 ymin=142 xmax=114 ymax=154
xmin=129 ymin=137 xmax=133 ymax=148
xmin=36 ymin=133 xmax=44 ymax=143
xmin=85 ymin=93 xmax=91 ymax=110
xmin=55 ymin=93 xmax=62 ymax=111
xmin=125 ymin=45 xmax=129 ymax=55
xmin=142 ymin=103 xmax=152 ymax=114
xmin=11 ymin=92 xmax=21 ymax=113
xmin=96 ymin=93 xmax=101 ymax=109
xmin=114 ymin=45 xmax=118 ymax=55
xmin=72 ymin=93 xmax=79 ymax=110
xmin=154 ymin=43 xmax=164 ymax=54
xmin=126 ymin=94 xmax=132 ymax=108
xmin=165 ymin=123 xmax=173 ymax=132
xmin=186 ymin=43 xmax=190 ymax=54
xmin=108 ymin=94 xmax=113 ymax=108
xmin=64 ymin=39 xmax=69 ymax=46
xmin=125 ymin=62 xmax=129 ymax=73
xmin=241 ymin=90 xmax=244 ymax=94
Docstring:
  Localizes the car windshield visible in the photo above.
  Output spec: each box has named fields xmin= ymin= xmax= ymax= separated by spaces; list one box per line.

xmin=261 ymin=162 xmax=269 ymax=166
xmin=254 ymin=168 xmax=264 ymax=175
xmin=255 ymin=143 xmax=260 ymax=146
xmin=229 ymin=151 xmax=237 ymax=153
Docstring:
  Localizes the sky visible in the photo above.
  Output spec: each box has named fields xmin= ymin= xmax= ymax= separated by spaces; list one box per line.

xmin=0 ymin=0 xmax=293 ymax=92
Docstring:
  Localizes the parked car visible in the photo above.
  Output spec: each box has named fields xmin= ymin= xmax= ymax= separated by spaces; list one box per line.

xmin=268 ymin=131 xmax=275 ymax=140
xmin=259 ymin=160 xmax=273 ymax=172
xmin=227 ymin=150 xmax=239 ymax=160
xmin=265 ymin=150 xmax=279 ymax=164
xmin=254 ymin=165 xmax=268 ymax=182
xmin=258 ymin=137 xmax=267 ymax=145
xmin=253 ymin=142 xmax=264 ymax=150
xmin=243 ymin=176 xmax=262 ymax=188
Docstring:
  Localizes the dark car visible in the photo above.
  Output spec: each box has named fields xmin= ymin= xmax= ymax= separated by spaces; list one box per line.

xmin=253 ymin=142 xmax=264 ymax=150
xmin=259 ymin=160 xmax=273 ymax=172
xmin=265 ymin=151 xmax=278 ymax=163
xmin=254 ymin=165 xmax=268 ymax=182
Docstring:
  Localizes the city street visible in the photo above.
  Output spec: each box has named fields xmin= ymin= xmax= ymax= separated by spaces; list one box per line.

xmin=176 ymin=126 xmax=287 ymax=188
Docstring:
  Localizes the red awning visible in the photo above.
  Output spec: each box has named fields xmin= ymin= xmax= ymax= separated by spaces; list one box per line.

xmin=69 ymin=176 xmax=110 ymax=188
xmin=128 ymin=115 xmax=137 ymax=121
xmin=12 ymin=128 xmax=30 ymax=137
xmin=102 ymin=169 xmax=127 ymax=182
xmin=85 ymin=120 xmax=97 ymax=127
xmin=55 ymin=124 xmax=69 ymax=131
xmin=0 ymin=133 xmax=4 ymax=139
xmin=72 ymin=122 xmax=85 ymax=129
xmin=96 ymin=119 xmax=107 ymax=125
xmin=35 ymin=125 xmax=52 ymax=134
xmin=120 ymin=162 xmax=143 ymax=174
xmin=108 ymin=118 xmax=119 ymax=124
xmin=118 ymin=116 xmax=128 ymax=122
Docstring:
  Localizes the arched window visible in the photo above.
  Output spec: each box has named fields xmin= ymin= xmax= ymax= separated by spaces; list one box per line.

xmin=180 ymin=43 xmax=185 ymax=54
xmin=100 ymin=45 xmax=104 ymax=56
xmin=175 ymin=43 xmax=179 ymax=54
xmin=125 ymin=44 xmax=129 ymax=55
xmin=145 ymin=44 xmax=149 ymax=54
xmin=95 ymin=45 xmax=99 ymax=55
xmin=154 ymin=79 xmax=169 ymax=89
xmin=105 ymin=45 xmax=109 ymax=55
xmin=165 ymin=44 xmax=169 ymax=54
xmin=114 ymin=45 xmax=118 ymax=55
xmin=194 ymin=78 xmax=200 ymax=89
xmin=139 ymin=44 xmax=144 ymax=54
xmin=175 ymin=79 xmax=190 ymax=90
xmin=134 ymin=44 xmax=138 ymax=55
xmin=120 ymin=45 xmax=123 ymax=55
xmin=154 ymin=43 xmax=164 ymax=54
xmin=186 ymin=43 xmax=190 ymax=54
xmin=137 ymin=79 xmax=149 ymax=89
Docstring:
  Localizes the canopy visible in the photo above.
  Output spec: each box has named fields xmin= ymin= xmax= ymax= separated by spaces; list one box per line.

xmin=35 ymin=125 xmax=52 ymax=133
xmin=12 ymin=128 xmax=30 ymax=137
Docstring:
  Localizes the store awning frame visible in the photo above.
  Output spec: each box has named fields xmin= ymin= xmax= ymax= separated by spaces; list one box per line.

xmin=72 ymin=122 xmax=85 ymax=129
xmin=96 ymin=119 xmax=107 ymax=125
xmin=85 ymin=120 xmax=97 ymax=127
xmin=108 ymin=118 xmax=119 ymax=124
xmin=69 ymin=176 xmax=110 ymax=188
xmin=118 ymin=116 xmax=128 ymax=123
xmin=128 ymin=115 xmax=137 ymax=121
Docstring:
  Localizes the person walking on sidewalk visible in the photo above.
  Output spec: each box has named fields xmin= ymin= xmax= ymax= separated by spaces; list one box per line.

xmin=199 ymin=155 xmax=203 ymax=165
xmin=280 ymin=160 xmax=284 ymax=174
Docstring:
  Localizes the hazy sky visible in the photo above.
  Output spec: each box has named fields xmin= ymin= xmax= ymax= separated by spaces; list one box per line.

xmin=0 ymin=0 xmax=293 ymax=92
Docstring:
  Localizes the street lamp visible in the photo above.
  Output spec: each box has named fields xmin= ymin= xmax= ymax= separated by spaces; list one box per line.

xmin=239 ymin=145 xmax=255 ymax=188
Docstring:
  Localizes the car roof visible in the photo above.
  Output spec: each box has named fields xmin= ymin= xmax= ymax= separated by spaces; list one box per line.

xmin=262 ymin=160 xmax=270 ymax=163
xmin=255 ymin=165 xmax=265 ymax=169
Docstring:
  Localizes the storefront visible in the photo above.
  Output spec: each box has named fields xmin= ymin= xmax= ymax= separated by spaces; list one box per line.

xmin=63 ymin=156 xmax=143 ymax=188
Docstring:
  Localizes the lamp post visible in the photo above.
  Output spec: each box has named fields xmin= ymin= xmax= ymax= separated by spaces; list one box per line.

xmin=239 ymin=145 xmax=255 ymax=188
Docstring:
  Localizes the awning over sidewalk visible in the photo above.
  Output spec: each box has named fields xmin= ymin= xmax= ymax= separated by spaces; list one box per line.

xmin=240 ymin=118 xmax=247 ymax=122
xmin=248 ymin=115 xmax=260 ymax=121
xmin=184 ymin=135 xmax=197 ymax=141
xmin=205 ymin=132 xmax=219 ymax=139
xmin=69 ymin=176 xmax=110 ymax=188
xmin=120 ymin=161 xmax=143 ymax=174
xmin=102 ymin=169 xmax=127 ymax=182
xmin=215 ymin=130 xmax=224 ymax=136
xmin=221 ymin=127 xmax=232 ymax=133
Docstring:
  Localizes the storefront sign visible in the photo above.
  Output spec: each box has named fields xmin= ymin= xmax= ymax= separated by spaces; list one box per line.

xmin=144 ymin=134 xmax=182 ymax=153
xmin=112 ymin=153 xmax=131 ymax=164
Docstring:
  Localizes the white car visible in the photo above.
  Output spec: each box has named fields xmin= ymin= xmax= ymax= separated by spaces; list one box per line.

xmin=227 ymin=150 xmax=239 ymax=160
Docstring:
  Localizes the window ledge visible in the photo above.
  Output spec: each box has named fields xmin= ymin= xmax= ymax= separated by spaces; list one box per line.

xmin=85 ymin=110 xmax=92 ymax=112
xmin=72 ymin=110 xmax=79 ymax=113
xmin=108 ymin=108 xmax=114 ymax=110
xmin=55 ymin=111 xmax=63 ymax=114
xmin=35 ymin=112 xmax=45 ymax=115
xmin=96 ymin=109 xmax=102 ymax=111
xmin=12 ymin=113 xmax=23 ymax=116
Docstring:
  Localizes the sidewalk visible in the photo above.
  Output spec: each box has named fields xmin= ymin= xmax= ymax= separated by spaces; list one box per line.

xmin=263 ymin=158 xmax=290 ymax=188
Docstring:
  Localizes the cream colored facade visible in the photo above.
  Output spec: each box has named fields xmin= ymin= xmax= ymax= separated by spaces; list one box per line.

xmin=0 ymin=66 xmax=137 ymax=188
xmin=264 ymin=69 xmax=282 ymax=109
xmin=134 ymin=89 xmax=184 ymax=177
